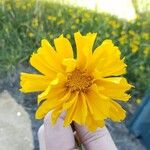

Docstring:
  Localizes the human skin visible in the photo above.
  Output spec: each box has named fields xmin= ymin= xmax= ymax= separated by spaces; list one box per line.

xmin=38 ymin=112 xmax=117 ymax=150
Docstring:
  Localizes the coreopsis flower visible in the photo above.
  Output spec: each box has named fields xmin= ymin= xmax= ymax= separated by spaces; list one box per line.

xmin=20 ymin=32 xmax=133 ymax=131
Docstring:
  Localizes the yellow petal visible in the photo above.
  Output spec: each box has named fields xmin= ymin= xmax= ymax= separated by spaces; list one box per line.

xmin=74 ymin=32 xmax=97 ymax=55
xmin=35 ymin=91 xmax=71 ymax=119
xmin=62 ymin=58 xmax=76 ymax=72
xmin=95 ymin=77 xmax=133 ymax=101
xmin=37 ymin=73 xmax=66 ymax=104
xmin=72 ymin=93 xmax=87 ymax=125
xmin=20 ymin=72 xmax=49 ymax=93
xmin=54 ymin=35 xmax=73 ymax=59
xmin=109 ymin=100 xmax=126 ymax=121
xmin=74 ymin=32 xmax=97 ymax=69
xmin=86 ymin=113 xmax=105 ymax=131
xmin=63 ymin=92 xmax=79 ymax=110
xmin=51 ymin=106 xmax=62 ymax=124
xmin=63 ymin=92 xmax=79 ymax=126
xmin=89 ymin=40 xmax=126 ymax=76
xmin=41 ymin=39 xmax=64 ymax=72
xmin=30 ymin=39 xmax=63 ymax=77
xmin=86 ymin=84 xmax=110 ymax=120
xmin=37 ymin=84 xmax=51 ymax=104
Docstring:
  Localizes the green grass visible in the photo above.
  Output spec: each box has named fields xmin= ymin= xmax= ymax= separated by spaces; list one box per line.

xmin=0 ymin=0 xmax=150 ymax=102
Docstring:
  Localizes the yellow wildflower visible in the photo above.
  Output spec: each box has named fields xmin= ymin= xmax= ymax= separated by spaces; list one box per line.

xmin=144 ymin=47 xmax=150 ymax=56
xmin=136 ymin=98 xmax=142 ymax=105
xmin=75 ymin=19 xmax=80 ymax=24
xmin=121 ymin=31 xmax=126 ymax=35
xmin=22 ymin=5 xmax=27 ymax=10
xmin=142 ymin=33 xmax=149 ymax=40
xmin=47 ymin=16 xmax=53 ymax=20
xmin=6 ymin=4 xmax=11 ymax=10
xmin=49 ymin=34 xmax=53 ymax=39
xmin=66 ymin=34 xmax=71 ymax=39
xmin=20 ymin=32 xmax=133 ymax=131
xmin=16 ymin=0 xmax=21 ymax=8
xmin=109 ymin=20 xmax=120 ymax=29
xmin=139 ymin=65 xmax=144 ymax=71
xmin=27 ymin=3 xmax=32 ymax=8
xmin=129 ymin=30 xmax=135 ymax=36
xmin=111 ymin=31 xmax=116 ymax=36
xmin=47 ymin=16 xmax=57 ymax=21
xmin=84 ymin=13 xmax=91 ymax=19
xmin=71 ymin=25 xmax=76 ymax=30
xmin=28 ymin=32 xmax=34 ymax=38
xmin=130 ymin=43 xmax=138 ymax=53
xmin=119 ymin=36 xmax=126 ymax=45
xmin=32 ymin=18 xmax=38 ymax=28
xmin=105 ymin=33 xmax=110 ymax=38
xmin=57 ymin=19 xmax=65 ymax=25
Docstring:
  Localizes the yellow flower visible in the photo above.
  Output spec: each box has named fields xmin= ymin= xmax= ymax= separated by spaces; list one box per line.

xmin=75 ymin=19 xmax=80 ymax=24
xmin=109 ymin=20 xmax=120 ymax=29
xmin=47 ymin=16 xmax=57 ymax=21
xmin=16 ymin=0 xmax=21 ymax=8
xmin=142 ymin=33 xmax=149 ymax=40
xmin=28 ymin=32 xmax=34 ymax=38
xmin=129 ymin=30 xmax=135 ymax=36
xmin=66 ymin=34 xmax=71 ymax=39
xmin=22 ymin=5 xmax=27 ymax=10
xmin=139 ymin=65 xmax=144 ymax=71
xmin=71 ymin=25 xmax=76 ymax=30
xmin=57 ymin=19 xmax=65 ymax=25
xmin=32 ymin=18 xmax=38 ymax=28
xmin=47 ymin=16 xmax=53 ymax=20
xmin=130 ymin=43 xmax=138 ymax=53
xmin=111 ymin=31 xmax=116 ymax=36
xmin=20 ymin=32 xmax=133 ymax=131
xmin=143 ymin=47 xmax=150 ymax=55
xmin=84 ymin=13 xmax=91 ymax=19
xmin=136 ymin=98 xmax=142 ymax=105
xmin=27 ymin=3 xmax=32 ymax=8
xmin=119 ymin=35 xmax=127 ymax=45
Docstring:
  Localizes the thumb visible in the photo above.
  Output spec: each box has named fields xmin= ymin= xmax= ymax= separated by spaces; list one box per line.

xmin=74 ymin=122 xmax=117 ymax=150
xmin=38 ymin=112 xmax=77 ymax=150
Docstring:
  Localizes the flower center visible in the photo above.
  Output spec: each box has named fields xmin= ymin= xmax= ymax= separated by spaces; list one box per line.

xmin=65 ymin=68 xmax=93 ymax=92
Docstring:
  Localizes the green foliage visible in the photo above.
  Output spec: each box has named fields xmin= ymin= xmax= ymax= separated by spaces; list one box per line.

xmin=0 ymin=0 xmax=150 ymax=100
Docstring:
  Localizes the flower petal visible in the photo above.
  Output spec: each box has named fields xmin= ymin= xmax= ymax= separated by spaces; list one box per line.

xmin=20 ymin=73 xmax=49 ymax=93
xmin=54 ymin=35 xmax=73 ymax=59
xmin=37 ymin=73 xmax=66 ymax=104
xmin=62 ymin=58 xmax=76 ymax=72
xmin=95 ymin=77 xmax=132 ymax=101
xmin=30 ymin=39 xmax=63 ymax=77
xmin=74 ymin=32 xmax=97 ymax=55
xmin=63 ymin=92 xmax=79 ymax=126
xmin=74 ymin=32 xmax=97 ymax=69
xmin=51 ymin=106 xmax=62 ymax=124
xmin=109 ymin=101 xmax=126 ymax=121
xmin=72 ymin=93 xmax=87 ymax=125
xmin=63 ymin=92 xmax=79 ymax=110
xmin=86 ymin=84 xmax=110 ymax=120
xmin=35 ymin=91 xmax=71 ymax=119
xmin=89 ymin=40 xmax=126 ymax=76
xmin=86 ymin=113 xmax=105 ymax=131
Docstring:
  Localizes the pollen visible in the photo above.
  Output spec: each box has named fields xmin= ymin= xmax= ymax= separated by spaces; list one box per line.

xmin=65 ymin=68 xmax=93 ymax=92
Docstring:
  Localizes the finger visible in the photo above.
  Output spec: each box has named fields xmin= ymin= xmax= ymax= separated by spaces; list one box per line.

xmin=74 ymin=123 xmax=117 ymax=150
xmin=44 ymin=112 xmax=77 ymax=150
xmin=38 ymin=124 xmax=46 ymax=150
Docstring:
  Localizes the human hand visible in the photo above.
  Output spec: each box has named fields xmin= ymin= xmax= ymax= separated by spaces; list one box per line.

xmin=38 ymin=112 xmax=117 ymax=150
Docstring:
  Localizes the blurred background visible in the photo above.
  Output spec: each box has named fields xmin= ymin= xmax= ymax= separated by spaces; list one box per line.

xmin=0 ymin=0 xmax=150 ymax=150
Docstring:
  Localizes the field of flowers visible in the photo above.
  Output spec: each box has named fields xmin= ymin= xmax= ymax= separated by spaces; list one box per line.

xmin=0 ymin=0 xmax=150 ymax=108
